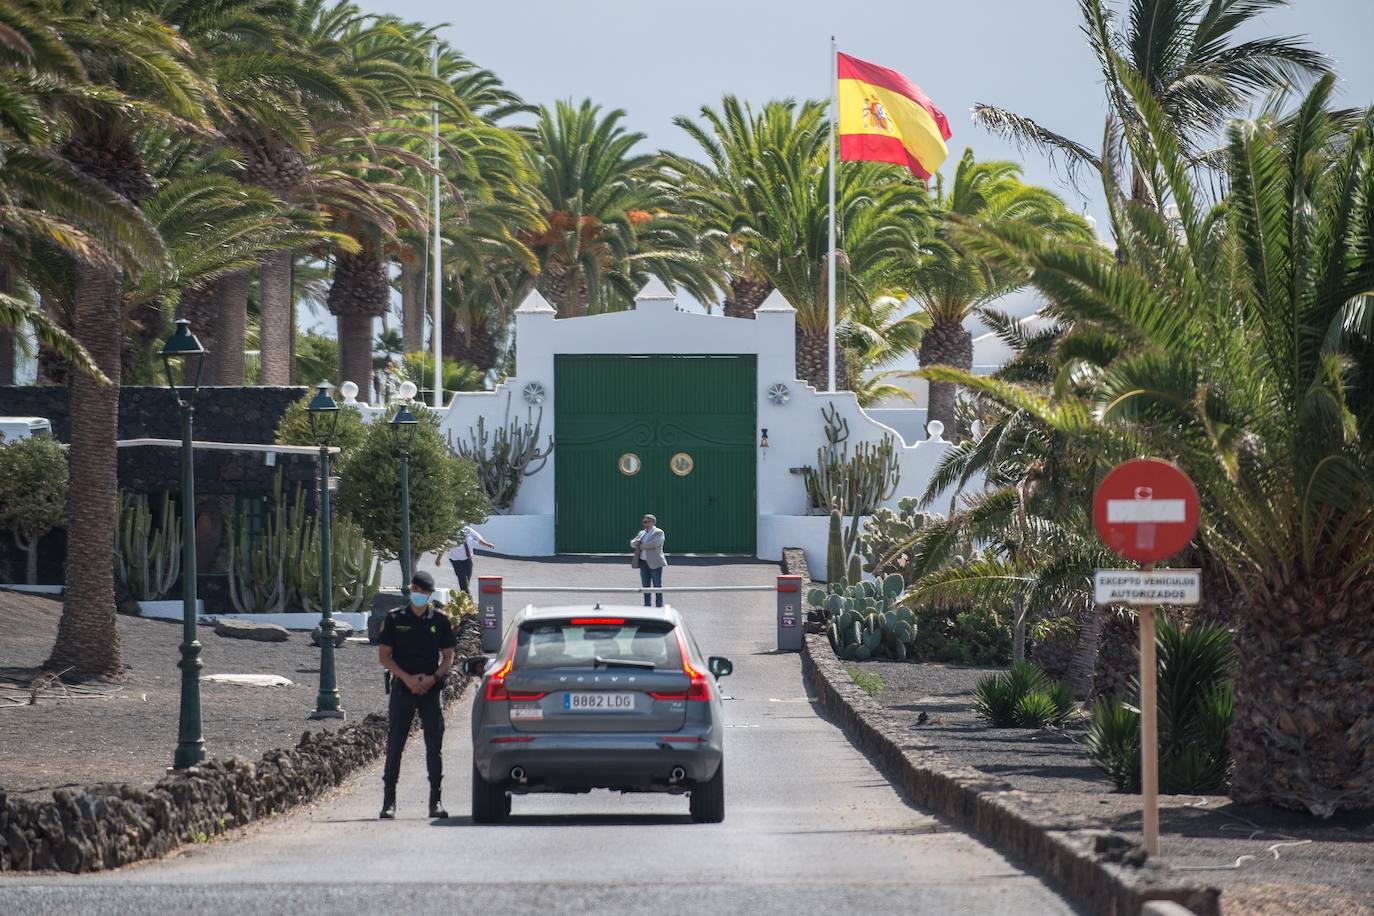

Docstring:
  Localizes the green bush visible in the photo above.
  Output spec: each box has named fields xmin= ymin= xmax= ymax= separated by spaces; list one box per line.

xmin=1085 ymin=615 xmax=1235 ymax=793
xmin=335 ymin=403 xmax=488 ymax=561
xmin=274 ymin=393 xmax=369 ymax=466
xmin=973 ymin=661 xmax=1073 ymax=728
xmin=0 ymin=435 xmax=68 ymax=584
xmin=911 ymin=604 xmax=1012 ymax=666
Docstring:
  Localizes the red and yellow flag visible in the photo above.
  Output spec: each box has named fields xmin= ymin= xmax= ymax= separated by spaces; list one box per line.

xmin=837 ymin=52 xmax=950 ymax=179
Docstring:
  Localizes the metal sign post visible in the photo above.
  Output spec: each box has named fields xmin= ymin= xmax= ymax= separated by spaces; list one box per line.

xmin=1092 ymin=459 xmax=1201 ymax=860
xmin=776 ymin=576 xmax=803 ymax=651
xmin=478 ymin=576 xmax=503 ymax=653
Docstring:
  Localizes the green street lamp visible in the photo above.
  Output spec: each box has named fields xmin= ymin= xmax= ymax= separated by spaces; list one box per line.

xmin=160 ymin=319 xmax=207 ymax=769
xmin=306 ymin=383 xmax=345 ymax=720
xmin=389 ymin=396 xmax=419 ymax=590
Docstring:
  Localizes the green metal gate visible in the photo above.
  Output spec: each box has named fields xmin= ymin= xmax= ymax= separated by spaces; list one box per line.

xmin=555 ymin=355 xmax=756 ymax=554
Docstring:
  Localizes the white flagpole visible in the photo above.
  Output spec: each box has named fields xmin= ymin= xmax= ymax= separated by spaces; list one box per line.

xmin=827 ymin=36 xmax=838 ymax=393
xmin=431 ymin=38 xmax=443 ymax=408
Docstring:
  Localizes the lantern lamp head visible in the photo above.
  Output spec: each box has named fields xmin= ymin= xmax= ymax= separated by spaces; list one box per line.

xmin=389 ymin=402 xmax=419 ymax=448
xmin=306 ymin=382 xmax=341 ymax=447
xmin=159 ymin=319 xmax=207 ymax=405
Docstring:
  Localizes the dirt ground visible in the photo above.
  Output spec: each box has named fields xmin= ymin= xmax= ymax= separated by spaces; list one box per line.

xmin=851 ymin=658 xmax=1374 ymax=916
xmin=0 ymin=591 xmax=412 ymax=799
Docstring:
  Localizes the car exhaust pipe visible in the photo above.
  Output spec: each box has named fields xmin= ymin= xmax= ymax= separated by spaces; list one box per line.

xmin=510 ymin=766 xmax=527 ymax=784
xmin=670 ymin=766 xmax=686 ymax=784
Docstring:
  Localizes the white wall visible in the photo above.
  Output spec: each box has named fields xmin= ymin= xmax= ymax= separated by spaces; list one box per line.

xmin=350 ymin=281 xmax=960 ymax=557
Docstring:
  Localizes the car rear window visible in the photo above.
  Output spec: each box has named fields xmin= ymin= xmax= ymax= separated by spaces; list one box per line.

xmin=515 ymin=619 xmax=682 ymax=670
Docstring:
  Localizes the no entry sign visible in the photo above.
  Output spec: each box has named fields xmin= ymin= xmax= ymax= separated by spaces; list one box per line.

xmin=1093 ymin=459 xmax=1200 ymax=564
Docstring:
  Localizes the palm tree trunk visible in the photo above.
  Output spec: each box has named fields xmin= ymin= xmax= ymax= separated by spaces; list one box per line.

xmin=919 ymin=319 xmax=974 ymax=436
xmin=1229 ymin=580 xmax=1374 ymax=815
xmin=0 ymin=264 xmax=15 ymax=385
xmin=46 ymin=263 xmax=123 ymax=679
xmin=400 ymin=256 xmax=425 ymax=355
xmin=794 ymin=325 xmax=847 ymax=391
xmin=337 ymin=312 xmax=374 ymax=402
xmin=205 ymin=270 xmax=249 ymax=385
xmin=258 ymin=250 xmax=294 ymax=386
xmin=723 ymin=275 xmax=773 ymax=319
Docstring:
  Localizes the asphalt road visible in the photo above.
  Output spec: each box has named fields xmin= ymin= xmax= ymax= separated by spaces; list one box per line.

xmin=0 ymin=556 xmax=1080 ymax=916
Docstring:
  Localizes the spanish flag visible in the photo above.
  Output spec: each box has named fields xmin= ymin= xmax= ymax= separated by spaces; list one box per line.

xmin=837 ymin=52 xmax=950 ymax=179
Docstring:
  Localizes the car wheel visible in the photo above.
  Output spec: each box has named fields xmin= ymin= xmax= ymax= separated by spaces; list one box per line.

xmin=471 ymin=762 xmax=508 ymax=824
xmin=689 ymin=761 xmax=725 ymax=823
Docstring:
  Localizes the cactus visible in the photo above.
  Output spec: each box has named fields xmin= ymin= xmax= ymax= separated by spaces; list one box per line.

xmin=224 ymin=472 xmax=382 ymax=615
xmin=860 ymin=497 xmax=944 ymax=585
xmin=847 ymin=552 xmax=863 ymax=585
xmin=226 ymin=475 xmax=300 ymax=614
xmin=826 ymin=507 xmax=844 ymax=583
xmin=803 ymin=406 xmax=901 ymax=564
xmin=114 ymin=493 xmax=181 ymax=601
xmin=449 ymin=393 xmax=553 ymax=510
xmin=288 ymin=510 xmax=382 ymax=615
xmin=806 ymin=561 xmax=918 ymax=662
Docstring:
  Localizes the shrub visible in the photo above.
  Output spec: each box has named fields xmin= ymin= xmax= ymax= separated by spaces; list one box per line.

xmin=1085 ymin=615 xmax=1235 ymax=793
xmin=440 ymin=590 xmax=477 ymax=629
xmin=336 ymin=403 xmax=489 ymax=561
xmin=973 ymin=661 xmax=1073 ymax=728
xmin=0 ymin=436 xmax=68 ymax=584
xmin=274 ymin=393 xmax=369 ymax=466
xmin=911 ymin=604 xmax=1012 ymax=666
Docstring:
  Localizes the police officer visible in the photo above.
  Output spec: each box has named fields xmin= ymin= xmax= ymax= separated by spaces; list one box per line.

xmin=377 ymin=570 xmax=455 ymax=819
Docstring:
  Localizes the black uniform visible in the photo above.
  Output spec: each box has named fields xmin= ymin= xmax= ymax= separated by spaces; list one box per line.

xmin=378 ymin=604 xmax=456 ymax=792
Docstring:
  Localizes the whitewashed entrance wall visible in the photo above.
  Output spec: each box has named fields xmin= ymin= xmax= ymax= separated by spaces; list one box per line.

xmin=426 ymin=281 xmax=956 ymax=565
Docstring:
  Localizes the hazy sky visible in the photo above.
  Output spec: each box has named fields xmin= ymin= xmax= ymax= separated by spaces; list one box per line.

xmin=361 ymin=0 xmax=1374 ymax=229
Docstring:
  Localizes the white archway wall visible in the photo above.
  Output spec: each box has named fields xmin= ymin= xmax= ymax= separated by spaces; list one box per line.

xmin=347 ymin=284 xmax=970 ymax=561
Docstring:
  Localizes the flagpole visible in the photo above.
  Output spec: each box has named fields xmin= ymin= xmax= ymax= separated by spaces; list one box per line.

xmin=430 ymin=37 xmax=443 ymax=408
xmin=827 ymin=35 xmax=838 ymax=394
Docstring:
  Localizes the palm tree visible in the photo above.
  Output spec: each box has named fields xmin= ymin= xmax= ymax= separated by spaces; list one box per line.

xmin=910 ymin=150 xmax=1090 ymax=435
xmin=932 ymin=71 xmax=1374 ymax=814
xmin=667 ymin=97 xmax=932 ymax=388
xmin=974 ymin=0 xmax=1328 ymax=205
xmin=525 ymin=99 xmax=719 ymax=317
xmin=36 ymin=0 xmax=214 ymax=679
xmin=668 ymin=97 xmax=829 ymax=318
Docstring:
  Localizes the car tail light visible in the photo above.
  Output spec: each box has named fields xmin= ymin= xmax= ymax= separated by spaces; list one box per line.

xmin=649 ymin=690 xmax=687 ymax=701
xmin=674 ymin=631 xmax=710 ymax=702
xmin=485 ymin=640 xmax=517 ymax=701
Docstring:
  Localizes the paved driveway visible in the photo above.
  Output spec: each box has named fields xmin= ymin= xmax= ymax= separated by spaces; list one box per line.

xmin=0 ymin=556 xmax=1079 ymax=916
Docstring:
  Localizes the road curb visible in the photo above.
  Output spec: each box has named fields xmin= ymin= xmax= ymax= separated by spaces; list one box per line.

xmin=0 ymin=615 xmax=481 ymax=874
xmin=801 ymin=632 xmax=1221 ymax=916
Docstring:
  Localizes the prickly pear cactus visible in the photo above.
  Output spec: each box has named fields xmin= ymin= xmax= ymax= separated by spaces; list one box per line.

xmin=860 ymin=497 xmax=944 ymax=585
xmin=810 ymin=566 xmax=917 ymax=661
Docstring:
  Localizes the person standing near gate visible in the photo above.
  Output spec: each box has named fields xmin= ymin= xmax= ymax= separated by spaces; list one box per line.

xmin=378 ymin=570 xmax=455 ymax=819
xmin=631 ymin=514 xmax=667 ymax=607
xmin=445 ymin=524 xmax=494 ymax=596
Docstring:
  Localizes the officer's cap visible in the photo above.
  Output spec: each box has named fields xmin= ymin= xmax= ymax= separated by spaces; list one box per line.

xmin=410 ymin=570 xmax=435 ymax=592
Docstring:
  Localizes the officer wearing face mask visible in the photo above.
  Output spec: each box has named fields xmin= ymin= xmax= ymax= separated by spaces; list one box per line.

xmin=377 ymin=570 xmax=455 ymax=819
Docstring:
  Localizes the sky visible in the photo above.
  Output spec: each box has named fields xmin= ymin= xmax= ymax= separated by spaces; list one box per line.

xmin=325 ymin=0 xmax=1374 ymax=337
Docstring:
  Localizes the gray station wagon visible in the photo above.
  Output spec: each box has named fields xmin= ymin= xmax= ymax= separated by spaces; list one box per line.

xmin=463 ymin=605 xmax=732 ymax=824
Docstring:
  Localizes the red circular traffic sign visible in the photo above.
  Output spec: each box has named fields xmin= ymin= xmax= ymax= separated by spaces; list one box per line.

xmin=1093 ymin=459 xmax=1199 ymax=563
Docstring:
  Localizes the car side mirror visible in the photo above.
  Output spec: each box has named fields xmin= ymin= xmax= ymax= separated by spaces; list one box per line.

xmin=708 ymin=656 xmax=733 ymax=679
xmin=462 ymin=656 xmax=489 ymax=677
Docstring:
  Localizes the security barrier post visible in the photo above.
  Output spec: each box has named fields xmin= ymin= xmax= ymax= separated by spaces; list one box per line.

xmin=478 ymin=576 xmax=503 ymax=653
xmin=776 ymin=576 xmax=803 ymax=651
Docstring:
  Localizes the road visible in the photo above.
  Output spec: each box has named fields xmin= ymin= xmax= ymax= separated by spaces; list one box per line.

xmin=0 ymin=557 xmax=1079 ymax=916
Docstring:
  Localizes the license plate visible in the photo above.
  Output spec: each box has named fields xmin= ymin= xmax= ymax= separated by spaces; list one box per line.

xmin=563 ymin=692 xmax=636 ymax=711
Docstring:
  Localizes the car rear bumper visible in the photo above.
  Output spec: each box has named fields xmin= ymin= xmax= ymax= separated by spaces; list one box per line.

xmin=475 ymin=733 xmax=722 ymax=791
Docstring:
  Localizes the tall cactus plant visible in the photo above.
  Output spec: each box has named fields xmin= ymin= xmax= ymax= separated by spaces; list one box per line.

xmin=289 ymin=512 xmax=382 ymax=615
xmin=114 ymin=493 xmax=181 ymax=601
xmin=449 ymin=394 xmax=553 ymax=511
xmin=226 ymin=475 xmax=301 ymax=614
xmin=804 ymin=404 xmax=901 ymax=561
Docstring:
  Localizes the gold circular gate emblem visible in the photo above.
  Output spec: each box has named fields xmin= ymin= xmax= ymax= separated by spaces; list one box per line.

xmin=617 ymin=453 xmax=641 ymax=476
xmin=669 ymin=452 xmax=694 ymax=476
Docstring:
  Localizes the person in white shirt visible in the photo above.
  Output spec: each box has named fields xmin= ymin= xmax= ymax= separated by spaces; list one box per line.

xmin=445 ymin=525 xmax=494 ymax=596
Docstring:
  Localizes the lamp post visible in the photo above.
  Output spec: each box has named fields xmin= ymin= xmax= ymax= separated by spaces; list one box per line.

xmin=160 ymin=319 xmax=207 ymax=769
xmin=306 ymin=383 xmax=344 ymax=720
xmin=389 ymin=395 xmax=419 ymax=589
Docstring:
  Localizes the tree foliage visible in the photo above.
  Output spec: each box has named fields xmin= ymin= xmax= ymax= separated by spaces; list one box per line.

xmin=0 ymin=435 xmax=68 ymax=584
